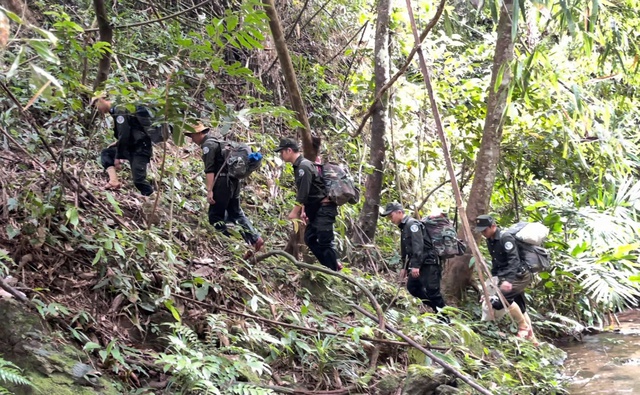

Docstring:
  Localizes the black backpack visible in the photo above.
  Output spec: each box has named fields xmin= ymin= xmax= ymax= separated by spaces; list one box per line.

xmin=421 ymin=214 xmax=466 ymax=260
xmin=503 ymin=222 xmax=551 ymax=273
xmin=218 ymin=141 xmax=263 ymax=179
xmin=135 ymin=106 xmax=172 ymax=144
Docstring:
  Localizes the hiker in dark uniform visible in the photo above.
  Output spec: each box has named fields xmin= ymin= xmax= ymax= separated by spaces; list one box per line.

xmin=382 ymin=202 xmax=446 ymax=312
xmin=276 ymin=137 xmax=342 ymax=272
xmin=476 ymin=214 xmax=537 ymax=342
xmin=94 ymin=97 xmax=154 ymax=196
xmin=184 ymin=123 xmax=264 ymax=256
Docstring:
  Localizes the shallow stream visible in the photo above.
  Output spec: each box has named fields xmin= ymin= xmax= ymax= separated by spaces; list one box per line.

xmin=562 ymin=309 xmax=640 ymax=394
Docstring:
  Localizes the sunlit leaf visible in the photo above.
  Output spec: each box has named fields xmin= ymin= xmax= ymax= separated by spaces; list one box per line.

xmin=6 ymin=46 xmax=24 ymax=81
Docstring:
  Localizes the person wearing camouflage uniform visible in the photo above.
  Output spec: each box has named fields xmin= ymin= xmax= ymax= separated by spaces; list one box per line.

xmin=382 ymin=202 xmax=446 ymax=312
xmin=94 ymin=98 xmax=154 ymax=196
xmin=276 ymin=137 xmax=342 ymax=272
xmin=185 ymin=123 xmax=264 ymax=255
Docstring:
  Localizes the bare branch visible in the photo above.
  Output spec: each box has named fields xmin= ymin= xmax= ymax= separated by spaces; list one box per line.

xmin=351 ymin=0 xmax=446 ymax=137
xmin=83 ymin=0 xmax=214 ymax=33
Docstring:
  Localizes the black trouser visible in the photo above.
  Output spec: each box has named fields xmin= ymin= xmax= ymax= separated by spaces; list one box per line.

xmin=208 ymin=175 xmax=260 ymax=245
xmin=100 ymin=146 xmax=154 ymax=196
xmin=304 ymin=203 xmax=339 ymax=271
xmin=490 ymin=271 xmax=532 ymax=311
xmin=406 ymin=263 xmax=446 ymax=311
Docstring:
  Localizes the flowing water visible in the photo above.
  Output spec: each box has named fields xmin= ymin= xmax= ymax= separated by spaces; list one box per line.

xmin=562 ymin=309 xmax=640 ymax=394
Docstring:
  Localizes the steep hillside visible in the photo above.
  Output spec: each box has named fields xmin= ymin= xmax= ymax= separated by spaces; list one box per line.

xmin=0 ymin=128 xmax=568 ymax=394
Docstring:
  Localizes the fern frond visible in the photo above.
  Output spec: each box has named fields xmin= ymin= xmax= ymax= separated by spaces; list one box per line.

xmin=0 ymin=359 xmax=31 ymax=387
xmin=229 ymin=382 xmax=275 ymax=395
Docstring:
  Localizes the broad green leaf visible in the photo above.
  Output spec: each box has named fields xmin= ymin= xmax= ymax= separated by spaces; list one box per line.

xmin=494 ymin=63 xmax=507 ymax=93
xmin=511 ymin=0 xmax=520 ymax=41
xmin=6 ymin=224 xmax=20 ymax=239
xmin=110 ymin=346 xmax=125 ymax=365
xmin=226 ymin=15 xmax=238 ymax=31
xmin=195 ymin=284 xmax=209 ymax=301
xmin=0 ymin=6 xmax=22 ymax=24
xmin=114 ymin=242 xmax=125 ymax=258
xmin=32 ymin=26 xmax=58 ymax=46
xmin=6 ymin=46 xmax=24 ymax=81
xmin=92 ymin=248 xmax=105 ymax=265
xmin=105 ymin=192 xmax=123 ymax=215
xmin=30 ymin=64 xmax=65 ymax=96
xmin=65 ymin=207 xmax=79 ymax=226
xmin=28 ymin=40 xmax=59 ymax=65
xmin=164 ymin=300 xmax=182 ymax=322
xmin=135 ymin=242 xmax=146 ymax=257
xmin=83 ymin=342 xmax=102 ymax=352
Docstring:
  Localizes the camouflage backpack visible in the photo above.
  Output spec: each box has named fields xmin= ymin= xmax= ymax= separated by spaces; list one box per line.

xmin=421 ymin=213 xmax=466 ymax=260
xmin=317 ymin=163 xmax=360 ymax=206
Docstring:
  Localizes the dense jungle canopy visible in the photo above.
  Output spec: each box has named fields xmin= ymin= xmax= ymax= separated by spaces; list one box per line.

xmin=0 ymin=0 xmax=639 ymax=393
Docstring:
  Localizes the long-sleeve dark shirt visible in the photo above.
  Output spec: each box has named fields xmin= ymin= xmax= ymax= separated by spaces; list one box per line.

xmin=292 ymin=155 xmax=326 ymax=206
xmin=111 ymin=105 xmax=152 ymax=159
xmin=399 ymin=216 xmax=436 ymax=269
xmin=200 ymin=135 xmax=223 ymax=174
xmin=487 ymin=228 xmax=522 ymax=280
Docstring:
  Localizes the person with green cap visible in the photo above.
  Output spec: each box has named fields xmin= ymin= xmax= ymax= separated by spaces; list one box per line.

xmin=185 ymin=123 xmax=264 ymax=257
xmin=475 ymin=214 xmax=537 ymax=342
xmin=381 ymin=202 xmax=446 ymax=313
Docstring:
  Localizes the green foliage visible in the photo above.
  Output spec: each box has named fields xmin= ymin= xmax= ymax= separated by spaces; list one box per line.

xmin=0 ymin=249 xmax=12 ymax=277
xmin=499 ymin=183 xmax=640 ymax=326
xmin=157 ymin=317 xmax=273 ymax=395
xmin=0 ymin=356 xmax=31 ymax=394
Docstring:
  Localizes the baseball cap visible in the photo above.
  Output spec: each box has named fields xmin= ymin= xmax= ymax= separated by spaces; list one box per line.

xmin=381 ymin=202 xmax=403 ymax=216
xmin=474 ymin=215 xmax=495 ymax=232
xmin=274 ymin=137 xmax=299 ymax=152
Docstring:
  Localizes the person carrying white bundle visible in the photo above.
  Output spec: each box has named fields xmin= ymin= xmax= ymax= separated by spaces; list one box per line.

xmin=475 ymin=215 xmax=546 ymax=345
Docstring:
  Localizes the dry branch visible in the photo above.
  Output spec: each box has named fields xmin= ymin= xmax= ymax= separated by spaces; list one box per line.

xmin=83 ymin=0 xmax=214 ymax=33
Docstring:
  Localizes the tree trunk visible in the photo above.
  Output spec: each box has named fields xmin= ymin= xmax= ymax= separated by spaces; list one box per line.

xmin=442 ymin=0 xmax=515 ymax=301
xmin=264 ymin=0 xmax=315 ymax=261
xmin=263 ymin=0 xmax=314 ymax=159
xmin=92 ymin=0 xmax=113 ymax=90
xmin=354 ymin=0 xmax=390 ymax=245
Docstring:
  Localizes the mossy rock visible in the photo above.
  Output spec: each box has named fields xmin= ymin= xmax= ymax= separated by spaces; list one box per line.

xmin=376 ymin=374 xmax=402 ymax=395
xmin=299 ymin=271 xmax=352 ymax=315
xmin=435 ymin=384 xmax=460 ymax=395
xmin=0 ymin=299 xmax=121 ymax=395
xmin=402 ymin=365 xmax=454 ymax=395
